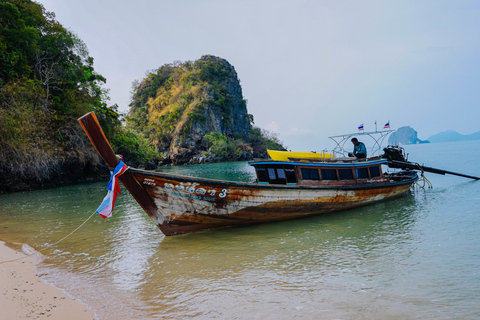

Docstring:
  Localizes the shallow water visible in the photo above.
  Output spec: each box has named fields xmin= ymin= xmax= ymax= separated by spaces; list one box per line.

xmin=1 ymin=141 xmax=480 ymax=319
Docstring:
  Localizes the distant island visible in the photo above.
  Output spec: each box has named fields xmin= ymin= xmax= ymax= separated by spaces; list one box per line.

xmin=427 ymin=130 xmax=480 ymax=143
xmin=388 ymin=126 xmax=429 ymax=145
xmin=388 ymin=127 xmax=480 ymax=145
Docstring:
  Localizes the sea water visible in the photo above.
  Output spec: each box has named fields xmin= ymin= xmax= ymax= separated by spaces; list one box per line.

xmin=1 ymin=140 xmax=480 ymax=319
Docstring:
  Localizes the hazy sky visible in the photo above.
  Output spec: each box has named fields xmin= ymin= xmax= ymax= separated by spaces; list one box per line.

xmin=37 ymin=0 xmax=480 ymax=150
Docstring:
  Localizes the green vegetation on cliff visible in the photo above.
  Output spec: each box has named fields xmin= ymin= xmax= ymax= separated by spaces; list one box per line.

xmin=0 ymin=0 xmax=120 ymax=191
xmin=129 ymin=56 xmax=249 ymax=146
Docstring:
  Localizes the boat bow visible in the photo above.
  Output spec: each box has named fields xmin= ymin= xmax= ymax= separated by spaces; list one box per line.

xmin=78 ymin=112 xmax=178 ymax=235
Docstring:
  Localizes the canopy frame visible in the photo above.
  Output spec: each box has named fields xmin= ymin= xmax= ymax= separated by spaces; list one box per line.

xmin=328 ymin=129 xmax=394 ymax=158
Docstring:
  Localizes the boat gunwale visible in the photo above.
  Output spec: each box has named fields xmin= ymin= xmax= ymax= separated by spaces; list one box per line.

xmin=127 ymin=167 xmax=419 ymax=191
xmin=249 ymin=159 xmax=388 ymax=167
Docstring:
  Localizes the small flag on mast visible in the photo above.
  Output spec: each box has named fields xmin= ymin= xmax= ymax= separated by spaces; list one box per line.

xmin=96 ymin=161 xmax=128 ymax=219
xmin=358 ymin=124 xmax=364 ymax=131
xmin=384 ymin=121 xmax=390 ymax=129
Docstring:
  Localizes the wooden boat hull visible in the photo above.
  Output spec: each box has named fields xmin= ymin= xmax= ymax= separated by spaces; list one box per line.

xmin=130 ymin=168 xmax=416 ymax=235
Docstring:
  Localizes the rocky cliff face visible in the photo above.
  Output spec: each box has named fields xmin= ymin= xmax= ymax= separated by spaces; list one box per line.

xmin=129 ymin=55 xmax=253 ymax=165
xmin=193 ymin=56 xmax=250 ymax=139
xmin=388 ymin=126 xmax=430 ymax=145
xmin=0 ymin=133 xmax=110 ymax=194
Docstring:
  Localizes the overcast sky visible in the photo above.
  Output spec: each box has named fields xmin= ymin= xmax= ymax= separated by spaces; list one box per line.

xmin=37 ymin=0 xmax=480 ymax=150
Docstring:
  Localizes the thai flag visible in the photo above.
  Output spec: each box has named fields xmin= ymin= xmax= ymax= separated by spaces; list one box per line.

xmin=96 ymin=161 xmax=128 ymax=219
xmin=358 ymin=124 xmax=364 ymax=131
xmin=384 ymin=121 xmax=390 ymax=129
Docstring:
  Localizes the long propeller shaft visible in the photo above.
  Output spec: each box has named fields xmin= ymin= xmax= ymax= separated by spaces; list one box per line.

xmin=388 ymin=160 xmax=480 ymax=180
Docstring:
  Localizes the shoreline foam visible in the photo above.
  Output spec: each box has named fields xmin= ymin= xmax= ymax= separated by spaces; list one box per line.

xmin=0 ymin=240 xmax=96 ymax=320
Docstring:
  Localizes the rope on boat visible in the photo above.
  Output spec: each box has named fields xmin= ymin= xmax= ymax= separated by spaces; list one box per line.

xmin=0 ymin=211 xmax=96 ymax=264
xmin=414 ymin=163 xmax=433 ymax=189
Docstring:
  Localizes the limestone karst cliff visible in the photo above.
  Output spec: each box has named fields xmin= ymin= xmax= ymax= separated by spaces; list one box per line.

xmin=128 ymin=55 xmax=258 ymax=165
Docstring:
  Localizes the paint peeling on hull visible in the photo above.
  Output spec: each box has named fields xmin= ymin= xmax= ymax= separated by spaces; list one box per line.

xmin=130 ymin=169 xmax=416 ymax=235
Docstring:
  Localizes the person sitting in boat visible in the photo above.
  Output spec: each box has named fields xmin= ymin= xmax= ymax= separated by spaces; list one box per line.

xmin=348 ymin=138 xmax=367 ymax=159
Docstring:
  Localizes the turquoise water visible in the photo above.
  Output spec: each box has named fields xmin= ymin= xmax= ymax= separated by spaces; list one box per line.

xmin=1 ymin=140 xmax=480 ymax=319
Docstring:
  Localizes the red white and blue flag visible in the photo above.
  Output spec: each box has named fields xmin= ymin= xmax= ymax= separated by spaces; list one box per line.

xmin=358 ymin=124 xmax=364 ymax=131
xmin=96 ymin=161 xmax=128 ymax=219
xmin=384 ymin=121 xmax=390 ymax=129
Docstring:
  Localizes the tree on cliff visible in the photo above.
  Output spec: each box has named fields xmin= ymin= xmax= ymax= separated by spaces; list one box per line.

xmin=0 ymin=0 xmax=119 ymax=192
xmin=127 ymin=55 xmax=284 ymax=165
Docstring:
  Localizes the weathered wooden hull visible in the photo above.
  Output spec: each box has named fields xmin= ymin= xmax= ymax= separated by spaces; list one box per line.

xmin=130 ymin=168 xmax=417 ymax=235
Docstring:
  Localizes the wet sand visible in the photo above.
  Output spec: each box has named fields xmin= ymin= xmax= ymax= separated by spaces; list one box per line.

xmin=0 ymin=241 xmax=96 ymax=320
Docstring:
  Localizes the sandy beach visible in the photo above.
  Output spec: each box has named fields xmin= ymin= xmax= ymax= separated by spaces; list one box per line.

xmin=0 ymin=241 xmax=96 ymax=320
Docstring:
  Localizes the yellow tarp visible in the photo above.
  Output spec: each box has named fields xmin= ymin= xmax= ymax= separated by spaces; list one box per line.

xmin=267 ymin=150 xmax=334 ymax=161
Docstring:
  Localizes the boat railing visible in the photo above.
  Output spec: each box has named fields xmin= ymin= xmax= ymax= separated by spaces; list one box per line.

xmin=328 ymin=129 xmax=394 ymax=158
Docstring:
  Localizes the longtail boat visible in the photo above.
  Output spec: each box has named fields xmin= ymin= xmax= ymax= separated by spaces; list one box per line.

xmin=78 ymin=112 xmax=478 ymax=236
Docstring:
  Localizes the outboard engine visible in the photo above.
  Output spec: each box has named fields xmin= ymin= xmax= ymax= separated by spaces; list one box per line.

xmin=382 ymin=146 xmax=407 ymax=162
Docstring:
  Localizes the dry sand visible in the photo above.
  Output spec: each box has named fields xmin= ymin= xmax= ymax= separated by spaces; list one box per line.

xmin=0 ymin=240 xmax=96 ymax=320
